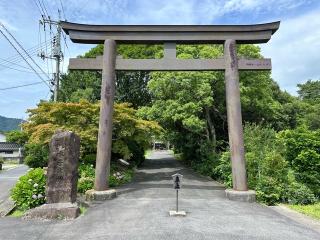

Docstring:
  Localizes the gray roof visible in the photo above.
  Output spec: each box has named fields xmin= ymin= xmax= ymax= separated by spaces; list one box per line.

xmin=61 ymin=21 xmax=280 ymax=44
xmin=0 ymin=142 xmax=21 ymax=151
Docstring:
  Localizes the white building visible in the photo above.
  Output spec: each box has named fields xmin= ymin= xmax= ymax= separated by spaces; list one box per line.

xmin=0 ymin=133 xmax=6 ymax=142
xmin=0 ymin=133 xmax=23 ymax=163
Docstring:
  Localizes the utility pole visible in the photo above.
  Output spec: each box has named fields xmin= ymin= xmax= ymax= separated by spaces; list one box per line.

xmin=52 ymin=24 xmax=62 ymax=101
xmin=39 ymin=12 xmax=63 ymax=101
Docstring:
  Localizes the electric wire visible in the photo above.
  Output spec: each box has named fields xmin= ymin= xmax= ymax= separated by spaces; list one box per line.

xmin=0 ymin=28 xmax=51 ymax=88
xmin=32 ymin=0 xmax=45 ymax=18
xmin=38 ymin=0 xmax=50 ymax=18
xmin=59 ymin=0 xmax=67 ymax=20
xmin=0 ymin=23 xmax=51 ymax=80
xmin=0 ymin=58 xmax=32 ymax=70
xmin=37 ymin=0 xmax=49 ymax=19
xmin=0 ymin=80 xmax=51 ymax=91
xmin=0 ymin=41 xmax=52 ymax=65
xmin=0 ymin=62 xmax=52 ymax=74
xmin=0 ymin=39 xmax=52 ymax=66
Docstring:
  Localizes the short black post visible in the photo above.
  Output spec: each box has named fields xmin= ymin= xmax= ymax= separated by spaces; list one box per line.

xmin=176 ymin=189 xmax=178 ymax=212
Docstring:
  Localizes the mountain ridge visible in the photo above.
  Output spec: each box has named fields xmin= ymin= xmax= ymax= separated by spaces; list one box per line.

xmin=0 ymin=115 xmax=23 ymax=132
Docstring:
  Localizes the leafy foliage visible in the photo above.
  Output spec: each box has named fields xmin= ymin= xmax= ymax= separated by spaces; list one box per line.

xmin=297 ymin=79 xmax=320 ymax=104
xmin=213 ymin=124 xmax=317 ymax=205
xmin=5 ymin=130 xmax=28 ymax=145
xmin=285 ymin=179 xmax=316 ymax=205
xmin=77 ymin=163 xmax=134 ymax=193
xmin=24 ymin=144 xmax=49 ymax=168
xmin=59 ymin=44 xmax=162 ymax=107
xmin=11 ymin=168 xmax=46 ymax=210
xmin=77 ymin=164 xmax=95 ymax=193
xmin=279 ymin=127 xmax=320 ymax=197
xmin=21 ymin=101 xmax=161 ymax=168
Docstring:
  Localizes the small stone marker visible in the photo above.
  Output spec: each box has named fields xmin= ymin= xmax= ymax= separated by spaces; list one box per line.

xmin=169 ymin=173 xmax=186 ymax=217
xmin=25 ymin=131 xmax=81 ymax=220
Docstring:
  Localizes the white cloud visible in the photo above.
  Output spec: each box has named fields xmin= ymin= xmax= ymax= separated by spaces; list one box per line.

xmin=261 ymin=9 xmax=320 ymax=94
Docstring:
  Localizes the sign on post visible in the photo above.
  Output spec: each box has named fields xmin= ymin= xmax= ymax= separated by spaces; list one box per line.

xmin=169 ymin=173 xmax=186 ymax=216
xmin=173 ymin=173 xmax=182 ymax=189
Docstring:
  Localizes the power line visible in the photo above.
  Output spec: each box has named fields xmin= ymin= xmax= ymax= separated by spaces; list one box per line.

xmin=40 ymin=0 xmax=50 ymax=17
xmin=0 ymin=58 xmax=31 ymax=70
xmin=0 ymin=80 xmax=50 ymax=91
xmin=0 ymin=27 xmax=51 ymax=89
xmin=59 ymin=0 xmax=67 ymax=20
xmin=32 ymin=0 xmax=45 ymax=17
xmin=0 ymin=39 xmax=52 ymax=66
xmin=0 ymin=41 xmax=51 ymax=64
xmin=0 ymin=62 xmax=52 ymax=74
xmin=0 ymin=22 xmax=51 ymax=80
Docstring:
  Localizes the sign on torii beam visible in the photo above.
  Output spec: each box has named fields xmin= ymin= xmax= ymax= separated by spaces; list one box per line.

xmin=61 ymin=21 xmax=280 ymax=202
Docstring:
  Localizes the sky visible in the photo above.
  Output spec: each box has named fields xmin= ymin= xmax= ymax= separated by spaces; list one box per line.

xmin=0 ymin=0 xmax=319 ymax=119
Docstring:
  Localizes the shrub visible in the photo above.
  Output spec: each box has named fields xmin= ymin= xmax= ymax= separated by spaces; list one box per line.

xmin=109 ymin=167 xmax=134 ymax=187
xmin=279 ymin=128 xmax=320 ymax=197
xmin=214 ymin=124 xmax=291 ymax=205
xmin=24 ymin=143 xmax=49 ymax=168
xmin=78 ymin=178 xmax=94 ymax=194
xmin=11 ymin=168 xmax=46 ymax=210
xmin=286 ymin=181 xmax=317 ymax=205
xmin=82 ymin=154 xmax=96 ymax=165
xmin=284 ymin=170 xmax=317 ymax=205
xmin=77 ymin=163 xmax=134 ymax=193
xmin=77 ymin=164 xmax=95 ymax=193
xmin=212 ymin=151 xmax=232 ymax=187
xmin=256 ymin=176 xmax=283 ymax=205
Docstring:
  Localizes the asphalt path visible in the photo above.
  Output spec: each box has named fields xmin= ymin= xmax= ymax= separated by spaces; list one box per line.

xmin=0 ymin=165 xmax=28 ymax=204
xmin=0 ymin=151 xmax=319 ymax=240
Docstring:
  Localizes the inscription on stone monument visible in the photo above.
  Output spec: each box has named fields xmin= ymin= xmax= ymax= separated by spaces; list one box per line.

xmin=46 ymin=131 xmax=80 ymax=204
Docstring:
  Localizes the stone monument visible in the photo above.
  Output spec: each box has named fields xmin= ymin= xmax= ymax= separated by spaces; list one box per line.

xmin=25 ymin=130 xmax=81 ymax=219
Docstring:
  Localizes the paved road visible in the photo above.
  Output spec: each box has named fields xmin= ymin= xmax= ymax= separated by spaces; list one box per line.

xmin=0 ymin=151 xmax=319 ymax=240
xmin=0 ymin=165 xmax=29 ymax=204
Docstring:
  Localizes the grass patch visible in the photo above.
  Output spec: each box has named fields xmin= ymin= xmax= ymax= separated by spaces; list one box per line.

xmin=144 ymin=149 xmax=152 ymax=158
xmin=174 ymin=153 xmax=183 ymax=161
xmin=10 ymin=209 xmax=26 ymax=217
xmin=287 ymin=202 xmax=320 ymax=220
xmin=80 ymin=206 xmax=87 ymax=215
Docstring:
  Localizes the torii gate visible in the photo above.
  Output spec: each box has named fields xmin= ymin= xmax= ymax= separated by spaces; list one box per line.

xmin=61 ymin=21 xmax=280 ymax=202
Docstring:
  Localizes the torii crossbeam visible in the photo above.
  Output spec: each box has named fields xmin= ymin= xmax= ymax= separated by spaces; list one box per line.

xmin=62 ymin=21 xmax=280 ymax=202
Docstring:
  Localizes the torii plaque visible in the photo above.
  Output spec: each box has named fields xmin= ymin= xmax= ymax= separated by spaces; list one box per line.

xmin=62 ymin=21 xmax=280 ymax=202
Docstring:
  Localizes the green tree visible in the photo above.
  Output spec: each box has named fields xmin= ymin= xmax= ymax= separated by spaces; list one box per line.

xmin=295 ymin=80 xmax=320 ymax=130
xmin=297 ymin=79 xmax=320 ymax=103
xmin=59 ymin=44 xmax=162 ymax=107
xmin=22 ymin=101 xmax=161 ymax=167
xmin=139 ymin=44 xmax=293 ymax=164
xmin=6 ymin=130 xmax=28 ymax=145
xmin=279 ymin=127 xmax=320 ymax=197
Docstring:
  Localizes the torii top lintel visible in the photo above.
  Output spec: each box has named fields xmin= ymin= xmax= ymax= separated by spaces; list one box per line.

xmin=61 ymin=21 xmax=280 ymax=44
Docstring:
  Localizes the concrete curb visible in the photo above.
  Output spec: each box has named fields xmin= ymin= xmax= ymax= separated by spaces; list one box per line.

xmin=0 ymin=198 xmax=15 ymax=217
xmin=270 ymin=205 xmax=320 ymax=234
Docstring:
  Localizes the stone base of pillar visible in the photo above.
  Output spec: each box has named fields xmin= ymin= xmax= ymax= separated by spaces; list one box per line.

xmin=225 ymin=189 xmax=256 ymax=203
xmin=85 ymin=189 xmax=117 ymax=201
xmin=169 ymin=210 xmax=186 ymax=217
xmin=23 ymin=202 xmax=80 ymax=220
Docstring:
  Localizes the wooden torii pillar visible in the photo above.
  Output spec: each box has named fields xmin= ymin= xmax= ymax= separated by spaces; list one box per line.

xmin=61 ymin=21 xmax=280 ymax=202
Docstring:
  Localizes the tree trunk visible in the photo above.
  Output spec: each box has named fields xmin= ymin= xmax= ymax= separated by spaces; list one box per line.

xmin=205 ymin=107 xmax=217 ymax=147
